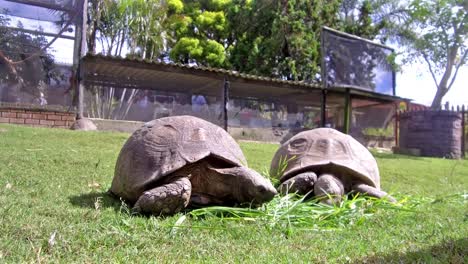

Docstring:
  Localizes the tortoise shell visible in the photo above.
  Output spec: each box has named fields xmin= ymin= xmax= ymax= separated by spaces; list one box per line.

xmin=270 ymin=128 xmax=380 ymax=189
xmin=111 ymin=116 xmax=247 ymax=203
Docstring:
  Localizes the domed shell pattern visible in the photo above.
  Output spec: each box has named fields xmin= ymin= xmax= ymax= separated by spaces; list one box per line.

xmin=270 ymin=128 xmax=380 ymax=189
xmin=111 ymin=116 xmax=247 ymax=203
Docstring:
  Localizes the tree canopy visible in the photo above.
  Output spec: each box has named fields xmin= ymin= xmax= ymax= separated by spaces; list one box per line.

xmin=87 ymin=0 xmax=383 ymax=82
xmin=396 ymin=0 xmax=467 ymax=108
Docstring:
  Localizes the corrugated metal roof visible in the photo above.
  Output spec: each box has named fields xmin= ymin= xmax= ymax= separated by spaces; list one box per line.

xmin=81 ymin=53 xmax=320 ymax=87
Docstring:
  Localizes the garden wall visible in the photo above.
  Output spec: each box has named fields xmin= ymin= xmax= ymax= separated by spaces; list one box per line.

xmin=398 ymin=110 xmax=462 ymax=159
xmin=0 ymin=104 xmax=75 ymax=129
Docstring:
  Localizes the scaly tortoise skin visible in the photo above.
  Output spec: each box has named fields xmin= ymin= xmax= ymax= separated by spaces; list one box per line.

xmin=110 ymin=115 xmax=277 ymax=215
xmin=270 ymin=128 xmax=395 ymax=204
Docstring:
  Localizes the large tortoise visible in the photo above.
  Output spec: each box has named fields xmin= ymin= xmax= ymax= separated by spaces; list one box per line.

xmin=270 ymin=128 xmax=395 ymax=204
xmin=110 ymin=115 xmax=277 ymax=215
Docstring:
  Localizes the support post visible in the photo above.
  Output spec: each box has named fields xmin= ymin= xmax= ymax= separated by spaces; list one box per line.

xmin=223 ymin=77 xmax=230 ymax=131
xmin=320 ymin=89 xmax=327 ymax=127
xmin=320 ymin=26 xmax=327 ymax=128
xmin=73 ymin=0 xmax=88 ymax=117
xmin=78 ymin=78 xmax=84 ymax=117
xmin=343 ymin=88 xmax=351 ymax=134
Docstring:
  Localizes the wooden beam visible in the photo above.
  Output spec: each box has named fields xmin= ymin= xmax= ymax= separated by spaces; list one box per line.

xmin=5 ymin=0 xmax=73 ymax=12
xmin=0 ymin=26 xmax=75 ymax=40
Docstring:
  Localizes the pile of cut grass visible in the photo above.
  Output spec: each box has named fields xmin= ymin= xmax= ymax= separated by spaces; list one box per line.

xmin=0 ymin=124 xmax=467 ymax=263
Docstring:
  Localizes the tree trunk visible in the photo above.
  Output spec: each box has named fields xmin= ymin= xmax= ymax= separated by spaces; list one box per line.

xmin=430 ymin=45 xmax=458 ymax=109
xmin=430 ymin=86 xmax=448 ymax=109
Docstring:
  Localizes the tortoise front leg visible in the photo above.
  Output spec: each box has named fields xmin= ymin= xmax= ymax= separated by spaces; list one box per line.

xmin=352 ymin=183 xmax=396 ymax=203
xmin=133 ymin=177 xmax=192 ymax=215
xmin=314 ymin=174 xmax=345 ymax=205
xmin=279 ymin=172 xmax=317 ymax=195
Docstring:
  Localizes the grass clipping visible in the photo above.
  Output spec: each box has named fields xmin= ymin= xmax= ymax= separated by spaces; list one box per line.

xmin=171 ymin=194 xmax=417 ymax=234
xmin=172 ymin=155 xmax=418 ymax=234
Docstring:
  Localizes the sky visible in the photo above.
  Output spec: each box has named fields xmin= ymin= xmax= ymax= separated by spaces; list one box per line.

xmin=396 ymin=62 xmax=468 ymax=107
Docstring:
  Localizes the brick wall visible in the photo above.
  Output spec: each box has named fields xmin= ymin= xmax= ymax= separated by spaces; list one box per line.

xmin=0 ymin=107 xmax=75 ymax=129
xmin=399 ymin=110 xmax=462 ymax=159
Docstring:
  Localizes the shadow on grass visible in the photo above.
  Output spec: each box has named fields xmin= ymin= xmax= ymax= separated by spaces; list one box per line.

xmin=354 ymin=238 xmax=467 ymax=263
xmin=68 ymin=191 xmax=123 ymax=212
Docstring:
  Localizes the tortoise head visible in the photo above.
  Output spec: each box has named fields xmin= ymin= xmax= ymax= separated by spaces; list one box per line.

xmin=209 ymin=166 xmax=277 ymax=205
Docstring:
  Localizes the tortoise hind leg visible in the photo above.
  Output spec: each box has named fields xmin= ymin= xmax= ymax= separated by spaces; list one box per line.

xmin=279 ymin=172 xmax=317 ymax=195
xmin=352 ymin=183 xmax=396 ymax=203
xmin=133 ymin=177 xmax=192 ymax=215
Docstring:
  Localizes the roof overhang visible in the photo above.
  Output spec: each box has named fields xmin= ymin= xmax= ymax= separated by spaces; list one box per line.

xmin=80 ymin=54 xmax=407 ymax=106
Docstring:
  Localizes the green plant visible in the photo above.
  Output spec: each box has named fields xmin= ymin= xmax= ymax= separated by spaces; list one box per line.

xmin=362 ymin=126 xmax=394 ymax=138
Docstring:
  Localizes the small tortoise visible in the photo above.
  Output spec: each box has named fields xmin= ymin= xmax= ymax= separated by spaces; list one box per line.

xmin=270 ymin=128 xmax=395 ymax=204
xmin=110 ymin=115 xmax=277 ymax=215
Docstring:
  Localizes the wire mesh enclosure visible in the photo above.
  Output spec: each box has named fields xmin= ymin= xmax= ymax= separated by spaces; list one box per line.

xmin=83 ymin=87 xmax=225 ymax=127
xmin=0 ymin=4 xmax=405 ymax=147
xmin=0 ymin=0 xmax=81 ymax=111
xmin=321 ymin=27 xmax=395 ymax=96
xmin=80 ymin=54 xmax=404 ymax=145
xmin=80 ymin=55 xmax=327 ymax=142
xmin=320 ymin=27 xmax=399 ymax=146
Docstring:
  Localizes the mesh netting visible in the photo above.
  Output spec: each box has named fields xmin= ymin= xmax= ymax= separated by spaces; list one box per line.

xmin=322 ymin=28 xmax=395 ymax=96
xmin=83 ymin=86 xmax=225 ymax=127
xmin=350 ymin=99 xmax=396 ymax=148
xmin=0 ymin=0 xmax=77 ymax=110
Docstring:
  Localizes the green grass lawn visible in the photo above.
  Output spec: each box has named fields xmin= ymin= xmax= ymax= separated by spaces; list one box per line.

xmin=0 ymin=124 xmax=467 ymax=263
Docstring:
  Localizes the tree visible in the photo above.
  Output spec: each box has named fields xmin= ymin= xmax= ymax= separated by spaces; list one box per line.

xmin=167 ymin=0 xmax=231 ymax=67
xmin=229 ymin=0 xmax=342 ymax=81
xmin=397 ymin=0 xmax=467 ymax=108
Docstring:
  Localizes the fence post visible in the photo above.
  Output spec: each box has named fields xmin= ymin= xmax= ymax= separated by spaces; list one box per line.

xmin=395 ymin=110 xmax=399 ymax=147
xmin=462 ymin=105 xmax=466 ymax=158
